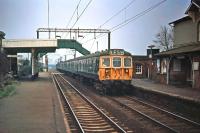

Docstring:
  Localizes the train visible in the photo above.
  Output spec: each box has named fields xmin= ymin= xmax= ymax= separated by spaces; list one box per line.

xmin=56 ymin=49 xmax=133 ymax=94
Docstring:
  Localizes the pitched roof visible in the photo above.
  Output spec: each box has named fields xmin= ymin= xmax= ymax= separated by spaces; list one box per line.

xmin=169 ymin=16 xmax=191 ymax=25
xmin=155 ymin=43 xmax=200 ymax=56
xmin=193 ymin=0 xmax=200 ymax=6
xmin=185 ymin=0 xmax=200 ymax=14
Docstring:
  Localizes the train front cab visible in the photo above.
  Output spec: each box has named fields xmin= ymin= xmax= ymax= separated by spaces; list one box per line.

xmin=98 ymin=55 xmax=133 ymax=81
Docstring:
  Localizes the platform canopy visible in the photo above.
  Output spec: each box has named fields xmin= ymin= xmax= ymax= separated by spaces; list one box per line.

xmin=2 ymin=39 xmax=90 ymax=55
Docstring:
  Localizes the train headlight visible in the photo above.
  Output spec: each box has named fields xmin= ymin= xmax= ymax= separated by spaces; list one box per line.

xmin=105 ymin=69 xmax=110 ymax=79
xmin=125 ymin=69 xmax=129 ymax=73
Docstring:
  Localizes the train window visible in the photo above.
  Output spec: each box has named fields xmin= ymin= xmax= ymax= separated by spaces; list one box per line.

xmin=113 ymin=57 xmax=121 ymax=67
xmin=124 ymin=57 xmax=131 ymax=67
xmin=102 ymin=58 xmax=110 ymax=67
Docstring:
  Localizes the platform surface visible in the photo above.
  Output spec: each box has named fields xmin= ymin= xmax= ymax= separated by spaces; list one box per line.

xmin=0 ymin=72 xmax=66 ymax=133
xmin=132 ymin=79 xmax=200 ymax=103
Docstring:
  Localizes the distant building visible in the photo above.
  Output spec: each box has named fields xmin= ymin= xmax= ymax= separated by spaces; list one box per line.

xmin=155 ymin=0 xmax=200 ymax=89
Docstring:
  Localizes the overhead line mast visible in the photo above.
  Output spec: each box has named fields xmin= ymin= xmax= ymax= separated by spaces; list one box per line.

xmin=48 ymin=0 xmax=50 ymax=39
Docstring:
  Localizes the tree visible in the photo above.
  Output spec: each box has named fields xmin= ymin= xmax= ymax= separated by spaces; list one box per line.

xmin=153 ymin=26 xmax=173 ymax=51
xmin=0 ymin=31 xmax=5 ymax=54
xmin=0 ymin=31 xmax=5 ymax=39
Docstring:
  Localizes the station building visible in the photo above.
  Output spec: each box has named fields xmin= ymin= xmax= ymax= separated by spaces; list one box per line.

xmin=154 ymin=0 xmax=200 ymax=89
xmin=132 ymin=49 xmax=159 ymax=79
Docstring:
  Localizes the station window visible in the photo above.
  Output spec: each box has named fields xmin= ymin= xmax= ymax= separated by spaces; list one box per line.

xmin=124 ymin=57 xmax=132 ymax=67
xmin=173 ymin=59 xmax=181 ymax=72
xmin=102 ymin=57 xmax=110 ymax=67
xmin=161 ymin=58 xmax=167 ymax=74
xmin=113 ymin=57 xmax=121 ymax=67
xmin=135 ymin=64 xmax=142 ymax=74
xmin=157 ymin=59 xmax=160 ymax=73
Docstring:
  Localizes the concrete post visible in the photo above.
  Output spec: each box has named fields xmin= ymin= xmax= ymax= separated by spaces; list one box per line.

xmin=45 ymin=55 xmax=48 ymax=72
xmin=166 ymin=59 xmax=170 ymax=85
xmin=35 ymin=55 xmax=39 ymax=77
xmin=191 ymin=57 xmax=195 ymax=88
xmin=31 ymin=48 xmax=35 ymax=78
xmin=167 ymin=57 xmax=172 ymax=85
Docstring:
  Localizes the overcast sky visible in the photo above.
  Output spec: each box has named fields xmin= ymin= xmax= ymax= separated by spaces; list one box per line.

xmin=0 ymin=0 xmax=190 ymax=64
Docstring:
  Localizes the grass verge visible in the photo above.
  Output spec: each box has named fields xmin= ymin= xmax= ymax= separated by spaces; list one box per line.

xmin=0 ymin=81 xmax=18 ymax=98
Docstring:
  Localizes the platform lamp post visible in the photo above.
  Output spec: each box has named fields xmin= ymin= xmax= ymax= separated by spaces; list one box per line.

xmin=148 ymin=44 xmax=155 ymax=79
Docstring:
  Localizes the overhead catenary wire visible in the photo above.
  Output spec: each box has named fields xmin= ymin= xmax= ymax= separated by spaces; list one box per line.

xmin=61 ymin=0 xmax=82 ymax=37
xmin=70 ymin=0 xmax=93 ymax=29
xmin=99 ymin=0 xmax=136 ymax=28
xmin=80 ymin=0 xmax=137 ymax=42
xmin=111 ymin=0 xmax=167 ymax=32
xmin=82 ymin=0 xmax=167 ymax=44
xmin=66 ymin=0 xmax=82 ymax=29
xmin=64 ymin=0 xmax=93 ymax=38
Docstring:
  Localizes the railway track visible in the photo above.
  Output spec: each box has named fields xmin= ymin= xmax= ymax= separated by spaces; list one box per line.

xmin=52 ymin=73 xmax=128 ymax=133
xmin=109 ymin=96 xmax=200 ymax=133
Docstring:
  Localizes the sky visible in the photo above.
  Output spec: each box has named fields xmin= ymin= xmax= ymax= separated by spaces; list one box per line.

xmin=0 ymin=0 xmax=191 ymax=64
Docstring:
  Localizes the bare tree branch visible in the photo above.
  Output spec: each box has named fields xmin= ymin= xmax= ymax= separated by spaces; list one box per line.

xmin=153 ymin=26 xmax=173 ymax=51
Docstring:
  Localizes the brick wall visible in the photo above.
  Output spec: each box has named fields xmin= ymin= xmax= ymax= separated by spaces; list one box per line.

xmin=132 ymin=57 xmax=150 ymax=79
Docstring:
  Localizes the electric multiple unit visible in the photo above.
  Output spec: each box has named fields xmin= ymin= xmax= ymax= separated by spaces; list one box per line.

xmin=56 ymin=49 xmax=133 ymax=94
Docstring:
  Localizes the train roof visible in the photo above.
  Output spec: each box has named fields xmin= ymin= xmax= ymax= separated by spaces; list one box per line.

xmin=62 ymin=49 xmax=132 ymax=62
xmin=100 ymin=49 xmax=132 ymax=56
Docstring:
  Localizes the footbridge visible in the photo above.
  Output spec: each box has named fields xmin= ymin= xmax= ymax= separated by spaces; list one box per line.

xmin=1 ymin=39 xmax=90 ymax=78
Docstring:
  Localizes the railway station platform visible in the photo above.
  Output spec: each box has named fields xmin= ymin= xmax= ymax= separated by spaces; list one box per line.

xmin=131 ymin=79 xmax=200 ymax=103
xmin=0 ymin=72 xmax=67 ymax=133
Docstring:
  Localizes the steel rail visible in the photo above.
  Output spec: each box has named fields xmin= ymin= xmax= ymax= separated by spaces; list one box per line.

xmin=52 ymin=74 xmax=85 ymax=133
xmin=109 ymin=96 xmax=179 ymax=133
xmin=58 ymin=74 xmax=126 ymax=133
xmin=126 ymin=96 xmax=200 ymax=127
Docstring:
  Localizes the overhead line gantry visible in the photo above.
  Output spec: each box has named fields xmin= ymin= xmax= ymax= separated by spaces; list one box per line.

xmin=36 ymin=28 xmax=111 ymax=52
